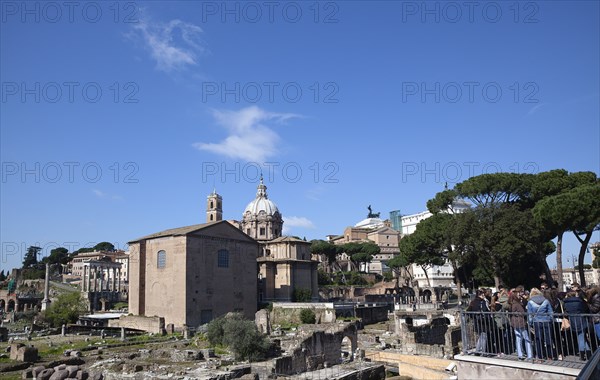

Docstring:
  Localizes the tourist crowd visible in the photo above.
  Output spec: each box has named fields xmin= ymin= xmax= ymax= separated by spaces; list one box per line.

xmin=465 ymin=282 xmax=600 ymax=363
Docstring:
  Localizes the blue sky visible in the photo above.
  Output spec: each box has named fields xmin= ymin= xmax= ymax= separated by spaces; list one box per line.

xmin=1 ymin=1 xmax=598 ymax=273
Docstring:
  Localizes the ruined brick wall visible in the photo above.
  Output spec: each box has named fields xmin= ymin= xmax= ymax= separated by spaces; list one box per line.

xmin=391 ymin=315 xmax=461 ymax=358
xmin=273 ymin=323 xmax=358 ymax=375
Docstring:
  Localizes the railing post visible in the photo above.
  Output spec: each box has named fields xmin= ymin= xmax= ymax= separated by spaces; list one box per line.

xmin=460 ymin=310 xmax=468 ymax=354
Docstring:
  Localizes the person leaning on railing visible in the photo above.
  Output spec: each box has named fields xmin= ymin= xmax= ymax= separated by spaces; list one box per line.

xmin=587 ymin=286 xmax=600 ymax=342
xmin=509 ymin=287 xmax=533 ymax=361
xmin=564 ymin=290 xmax=592 ymax=360
xmin=467 ymin=289 xmax=492 ymax=356
xmin=527 ymin=287 xmax=557 ymax=361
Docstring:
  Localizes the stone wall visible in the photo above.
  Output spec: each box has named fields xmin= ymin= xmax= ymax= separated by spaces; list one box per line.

xmin=0 ymin=327 xmax=8 ymax=342
xmin=271 ymin=303 xmax=336 ymax=325
xmin=108 ymin=315 xmax=165 ymax=334
xmin=9 ymin=343 xmax=38 ymax=362
xmin=454 ymin=354 xmax=579 ymax=380
xmin=355 ymin=305 xmax=389 ymax=325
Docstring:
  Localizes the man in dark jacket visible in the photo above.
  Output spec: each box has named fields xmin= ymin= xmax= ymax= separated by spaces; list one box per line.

xmin=564 ymin=291 xmax=591 ymax=360
xmin=467 ymin=289 xmax=492 ymax=355
xmin=587 ymin=287 xmax=600 ymax=341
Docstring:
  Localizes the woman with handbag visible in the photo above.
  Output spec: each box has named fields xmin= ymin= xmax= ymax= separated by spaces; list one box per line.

xmin=564 ymin=290 xmax=592 ymax=360
xmin=509 ymin=288 xmax=533 ymax=360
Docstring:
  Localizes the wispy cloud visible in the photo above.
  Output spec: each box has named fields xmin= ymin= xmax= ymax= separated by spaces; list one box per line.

xmin=129 ymin=17 xmax=206 ymax=72
xmin=283 ymin=216 xmax=316 ymax=234
xmin=92 ymin=189 xmax=123 ymax=201
xmin=194 ymin=106 xmax=300 ymax=162
xmin=306 ymin=186 xmax=325 ymax=201
xmin=527 ymin=103 xmax=546 ymax=116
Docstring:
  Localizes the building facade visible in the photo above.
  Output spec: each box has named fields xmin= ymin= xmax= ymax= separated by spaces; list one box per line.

xmin=242 ymin=177 xmax=319 ymax=302
xmin=70 ymin=250 xmax=126 ymax=279
xmin=128 ymin=221 xmax=259 ymax=328
xmin=258 ymin=237 xmax=319 ymax=302
xmin=400 ymin=198 xmax=471 ymax=288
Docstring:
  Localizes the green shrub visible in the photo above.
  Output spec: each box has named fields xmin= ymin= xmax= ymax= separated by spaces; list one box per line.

xmin=206 ymin=313 xmax=270 ymax=361
xmin=383 ymin=271 xmax=394 ymax=282
xmin=293 ymin=288 xmax=312 ymax=302
xmin=318 ymin=269 xmax=332 ymax=285
xmin=113 ymin=302 xmax=128 ymax=310
xmin=43 ymin=292 xmax=87 ymax=327
xmin=299 ymin=308 xmax=316 ymax=324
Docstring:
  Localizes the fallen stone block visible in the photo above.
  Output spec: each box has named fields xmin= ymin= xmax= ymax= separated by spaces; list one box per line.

xmin=49 ymin=369 xmax=70 ymax=380
xmin=32 ymin=365 xmax=46 ymax=377
xmin=66 ymin=365 xmax=79 ymax=377
xmin=21 ymin=368 xmax=33 ymax=379
xmin=37 ymin=368 xmax=55 ymax=380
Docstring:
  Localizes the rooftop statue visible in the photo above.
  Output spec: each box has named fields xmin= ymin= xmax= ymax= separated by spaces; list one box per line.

xmin=367 ymin=205 xmax=380 ymax=218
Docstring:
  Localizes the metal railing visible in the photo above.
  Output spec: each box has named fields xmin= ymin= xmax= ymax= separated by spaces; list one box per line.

xmin=460 ymin=310 xmax=600 ymax=367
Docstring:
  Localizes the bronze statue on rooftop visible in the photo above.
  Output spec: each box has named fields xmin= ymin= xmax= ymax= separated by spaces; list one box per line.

xmin=367 ymin=205 xmax=380 ymax=218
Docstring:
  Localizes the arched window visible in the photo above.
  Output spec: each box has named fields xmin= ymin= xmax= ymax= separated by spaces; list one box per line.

xmin=217 ymin=249 xmax=229 ymax=268
xmin=157 ymin=250 xmax=166 ymax=269
xmin=210 ymin=214 xmax=214 ymax=221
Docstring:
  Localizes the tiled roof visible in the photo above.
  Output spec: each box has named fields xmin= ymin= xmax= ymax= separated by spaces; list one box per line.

xmin=129 ymin=222 xmax=218 ymax=243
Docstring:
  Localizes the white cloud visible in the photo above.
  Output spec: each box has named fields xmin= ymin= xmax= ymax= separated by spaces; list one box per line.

xmin=194 ymin=106 xmax=300 ymax=162
xmin=92 ymin=189 xmax=123 ymax=201
xmin=130 ymin=18 xmax=205 ymax=72
xmin=282 ymin=216 xmax=316 ymax=235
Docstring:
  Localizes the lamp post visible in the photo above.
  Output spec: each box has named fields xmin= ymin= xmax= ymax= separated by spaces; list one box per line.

xmin=567 ymin=254 xmax=578 ymax=287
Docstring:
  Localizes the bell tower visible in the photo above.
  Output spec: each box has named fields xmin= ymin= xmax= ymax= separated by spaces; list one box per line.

xmin=206 ymin=190 xmax=222 ymax=223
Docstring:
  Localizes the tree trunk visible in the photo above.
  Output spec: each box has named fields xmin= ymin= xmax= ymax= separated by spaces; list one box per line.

xmin=422 ymin=266 xmax=432 ymax=287
xmin=556 ymin=232 xmax=564 ymax=291
xmin=451 ymin=259 xmax=463 ymax=302
xmin=575 ymin=230 xmax=593 ymax=287
xmin=494 ymin=275 xmax=500 ymax=289
xmin=540 ymin=256 xmax=554 ymax=287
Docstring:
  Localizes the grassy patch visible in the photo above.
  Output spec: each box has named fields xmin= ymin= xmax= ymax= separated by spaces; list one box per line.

xmin=278 ymin=321 xmax=299 ymax=331
xmin=0 ymin=373 xmax=21 ymax=380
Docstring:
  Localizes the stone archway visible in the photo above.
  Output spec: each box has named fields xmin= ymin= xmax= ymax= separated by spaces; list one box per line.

xmin=422 ymin=289 xmax=432 ymax=303
xmin=0 ymin=299 xmax=5 ymax=310
xmin=341 ymin=323 xmax=358 ymax=357
xmin=7 ymin=300 xmax=15 ymax=312
xmin=341 ymin=336 xmax=352 ymax=360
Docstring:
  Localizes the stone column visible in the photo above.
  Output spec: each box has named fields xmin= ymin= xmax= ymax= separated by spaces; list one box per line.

xmin=100 ymin=266 xmax=104 ymax=291
xmin=87 ymin=265 xmax=91 ymax=292
xmin=41 ymin=263 xmax=51 ymax=311
xmin=117 ymin=268 xmax=121 ymax=292
xmin=93 ymin=266 xmax=98 ymax=292
xmin=311 ymin=262 xmax=318 ymax=300
xmin=82 ymin=266 xmax=86 ymax=292
xmin=112 ymin=267 xmax=117 ymax=292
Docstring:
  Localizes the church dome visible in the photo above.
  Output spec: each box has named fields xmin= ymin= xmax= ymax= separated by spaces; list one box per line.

xmin=243 ymin=176 xmax=280 ymax=216
xmin=244 ymin=197 xmax=279 ymax=216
